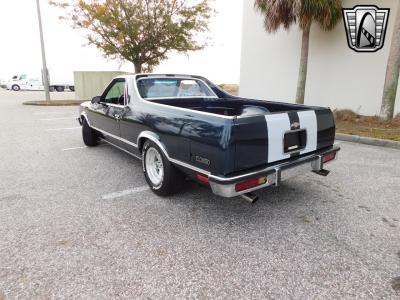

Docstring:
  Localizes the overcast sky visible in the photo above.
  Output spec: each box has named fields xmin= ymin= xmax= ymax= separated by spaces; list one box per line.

xmin=0 ymin=0 xmax=243 ymax=84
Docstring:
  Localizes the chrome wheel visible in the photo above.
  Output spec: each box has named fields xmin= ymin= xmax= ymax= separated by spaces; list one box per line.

xmin=145 ymin=147 xmax=164 ymax=186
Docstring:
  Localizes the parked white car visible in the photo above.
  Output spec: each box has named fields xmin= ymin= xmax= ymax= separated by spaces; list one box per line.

xmin=6 ymin=74 xmax=74 ymax=92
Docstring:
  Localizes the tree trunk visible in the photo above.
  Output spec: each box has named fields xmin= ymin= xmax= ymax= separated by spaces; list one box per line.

xmin=380 ymin=5 xmax=400 ymax=121
xmin=296 ymin=23 xmax=311 ymax=104
xmin=133 ymin=61 xmax=143 ymax=74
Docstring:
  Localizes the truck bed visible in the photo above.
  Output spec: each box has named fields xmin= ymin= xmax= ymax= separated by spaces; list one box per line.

xmin=150 ymin=95 xmax=335 ymax=174
xmin=151 ymin=97 xmax=308 ymax=117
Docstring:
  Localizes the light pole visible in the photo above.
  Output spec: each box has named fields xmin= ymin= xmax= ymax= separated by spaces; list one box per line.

xmin=36 ymin=0 xmax=50 ymax=101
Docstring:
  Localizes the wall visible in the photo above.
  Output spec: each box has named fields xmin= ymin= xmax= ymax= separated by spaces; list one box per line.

xmin=240 ymin=0 xmax=400 ymax=116
xmin=74 ymin=71 xmax=132 ymax=100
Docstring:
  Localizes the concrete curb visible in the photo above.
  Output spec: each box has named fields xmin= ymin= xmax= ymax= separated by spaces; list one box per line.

xmin=336 ymin=133 xmax=400 ymax=150
xmin=22 ymin=100 xmax=84 ymax=106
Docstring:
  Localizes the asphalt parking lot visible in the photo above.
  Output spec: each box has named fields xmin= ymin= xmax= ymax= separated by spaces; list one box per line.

xmin=0 ymin=90 xmax=400 ymax=299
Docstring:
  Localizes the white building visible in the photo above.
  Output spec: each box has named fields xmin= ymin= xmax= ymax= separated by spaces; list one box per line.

xmin=239 ymin=0 xmax=400 ymax=116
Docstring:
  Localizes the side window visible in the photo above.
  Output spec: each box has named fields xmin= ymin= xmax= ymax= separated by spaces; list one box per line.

xmin=103 ymin=80 xmax=125 ymax=105
xmin=19 ymin=75 xmax=27 ymax=80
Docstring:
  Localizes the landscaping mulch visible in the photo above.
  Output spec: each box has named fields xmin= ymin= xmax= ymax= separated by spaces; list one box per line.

xmin=334 ymin=110 xmax=400 ymax=142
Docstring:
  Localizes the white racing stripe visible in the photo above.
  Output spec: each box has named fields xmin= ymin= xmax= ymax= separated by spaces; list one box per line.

xmin=102 ymin=186 xmax=150 ymax=200
xmin=46 ymin=127 xmax=81 ymax=132
xmin=265 ymin=113 xmax=291 ymax=163
xmin=298 ymin=111 xmax=318 ymax=154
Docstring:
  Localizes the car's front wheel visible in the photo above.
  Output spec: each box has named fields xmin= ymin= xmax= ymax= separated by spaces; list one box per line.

xmin=142 ymin=140 xmax=184 ymax=196
xmin=82 ymin=118 xmax=98 ymax=147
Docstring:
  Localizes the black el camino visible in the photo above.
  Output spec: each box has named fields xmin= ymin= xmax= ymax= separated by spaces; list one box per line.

xmin=78 ymin=74 xmax=340 ymax=202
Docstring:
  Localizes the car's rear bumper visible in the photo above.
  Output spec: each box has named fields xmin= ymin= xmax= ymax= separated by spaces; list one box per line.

xmin=208 ymin=144 xmax=340 ymax=198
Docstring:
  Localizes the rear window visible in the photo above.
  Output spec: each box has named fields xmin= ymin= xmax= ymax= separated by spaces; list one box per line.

xmin=137 ymin=78 xmax=216 ymax=99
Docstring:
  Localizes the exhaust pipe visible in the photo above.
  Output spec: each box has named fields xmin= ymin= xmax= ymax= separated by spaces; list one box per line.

xmin=241 ymin=192 xmax=259 ymax=204
xmin=312 ymin=169 xmax=330 ymax=177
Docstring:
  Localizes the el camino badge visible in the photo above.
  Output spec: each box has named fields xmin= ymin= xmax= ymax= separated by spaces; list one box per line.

xmin=195 ymin=156 xmax=210 ymax=166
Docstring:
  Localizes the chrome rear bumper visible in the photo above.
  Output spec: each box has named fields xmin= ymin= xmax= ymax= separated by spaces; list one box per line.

xmin=208 ymin=145 xmax=340 ymax=198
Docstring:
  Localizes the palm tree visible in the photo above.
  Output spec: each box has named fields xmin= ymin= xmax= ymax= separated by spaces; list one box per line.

xmin=255 ymin=0 xmax=342 ymax=104
xmin=380 ymin=5 xmax=400 ymax=121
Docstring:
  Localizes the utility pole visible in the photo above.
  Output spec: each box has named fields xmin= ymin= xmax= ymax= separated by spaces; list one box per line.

xmin=36 ymin=0 xmax=51 ymax=101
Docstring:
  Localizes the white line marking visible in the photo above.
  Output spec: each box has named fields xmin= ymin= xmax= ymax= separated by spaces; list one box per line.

xmin=39 ymin=117 xmax=76 ymax=121
xmin=62 ymin=146 xmax=87 ymax=151
xmin=61 ymin=144 xmax=110 ymax=151
xmin=102 ymin=186 xmax=150 ymax=200
xmin=46 ymin=127 xmax=81 ymax=132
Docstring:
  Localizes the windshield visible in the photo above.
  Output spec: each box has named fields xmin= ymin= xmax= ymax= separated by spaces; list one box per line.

xmin=137 ymin=78 xmax=216 ymax=99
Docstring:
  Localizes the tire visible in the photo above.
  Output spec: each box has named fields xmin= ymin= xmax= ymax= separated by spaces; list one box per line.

xmin=49 ymin=86 xmax=55 ymax=92
xmin=12 ymin=85 xmax=20 ymax=91
xmin=82 ymin=118 xmax=98 ymax=147
xmin=69 ymin=86 xmax=75 ymax=92
xmin=55 ymin=86 xmax=65 ymax=92
xmin=142 ymin=140 xmax=184 ymax=196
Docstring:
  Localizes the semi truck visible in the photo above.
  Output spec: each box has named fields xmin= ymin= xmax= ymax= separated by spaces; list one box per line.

xmin=6 ymin=74 xmax=74 ymax=92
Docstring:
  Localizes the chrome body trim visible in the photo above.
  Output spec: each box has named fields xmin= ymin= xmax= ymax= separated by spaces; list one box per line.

xmin=136 ymin=76 xmax=218 ymax=99
xmin=208 ymin=145 xmax=340 ymax=183
xmin=100 ymin=138 xmax=141 ymax=160
xmin=80 ymin=112 xmax=138 ymax=148
xmin=209 ymin=146 xmax=340 ymax=198
xmin=282 ymin=128 xmax=307 ymax=155
xmin=137 ymin=131 xmax=169 ymax=157
xmin=99 ymin=103 xmax=128 ymax=108
xmin=127 ymin=75 xmax=236 ymax=120
xmin=137 ymin=131 xmax=212 ymax=175
xmin=80 ymin=114 xmax=212 ymax=176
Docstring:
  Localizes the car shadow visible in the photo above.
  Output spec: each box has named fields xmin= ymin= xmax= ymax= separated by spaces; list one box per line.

xmin=163 ymin=177 xmax=329 ymax=225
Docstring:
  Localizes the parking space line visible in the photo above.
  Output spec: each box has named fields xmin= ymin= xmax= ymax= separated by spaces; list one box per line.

xmin=39 ymin=117 xmax=76 ymax=121
xmin=102 ymin=186 xmax=150 ymax=200
xmin=46 ymin=127 xmax=81 ymax=132
xmin=62 ymin=144 xmax=110 ymax=151
xmin=62 ymin=146 xmax=87 ymax=151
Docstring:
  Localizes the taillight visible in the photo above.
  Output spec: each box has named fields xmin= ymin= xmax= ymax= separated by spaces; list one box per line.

xmin=196 ymin=174 xmax=209 ymax=183
xmin=235 ymin=177 xmax=267 ymax=192
xmin=323 ymin=152 xmax=336 ymax=163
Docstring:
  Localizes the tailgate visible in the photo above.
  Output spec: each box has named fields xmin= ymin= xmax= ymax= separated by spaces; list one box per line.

xmin=232 ymin=109 xmax=335 ymax=172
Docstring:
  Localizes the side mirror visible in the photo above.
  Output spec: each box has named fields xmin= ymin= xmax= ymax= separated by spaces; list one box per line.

xmin=91 ymin=96 xmax=101 ymax=104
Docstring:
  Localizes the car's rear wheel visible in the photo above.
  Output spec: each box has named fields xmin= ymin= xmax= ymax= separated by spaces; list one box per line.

xmin=142 ymin=140 xmax=184 ymax=196
xmin=55 ymin=86 xmax=65 ymax=92
xmin=82 ymin=118 xmax=98 ymax=147
xmin=12 ymin=85 xmax=20 ymax=91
